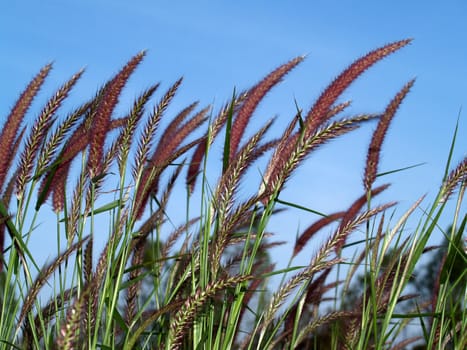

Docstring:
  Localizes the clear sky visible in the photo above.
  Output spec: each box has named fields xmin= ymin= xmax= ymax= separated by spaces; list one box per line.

xmin=1 ymin=1 xmax=466 ymax=269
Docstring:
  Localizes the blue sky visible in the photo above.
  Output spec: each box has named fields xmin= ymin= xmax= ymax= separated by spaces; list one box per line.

xmin=1 ymin=1 xmax=466 ymax=268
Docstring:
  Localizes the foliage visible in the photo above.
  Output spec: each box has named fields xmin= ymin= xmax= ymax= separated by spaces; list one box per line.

xmin=0 ymin=40 xmax=465 ymax=349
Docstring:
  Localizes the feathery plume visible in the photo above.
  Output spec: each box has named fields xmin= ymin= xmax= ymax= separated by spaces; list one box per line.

xmin=229 ymin=56 xmax=304 ymax=161
xmin=125 ymin=162 xmax=185 ymax=323
xmin=159 ymin=217 xmax=200 ymax=271
xmin=37 ymin=114 xmax=128 ymax=212
xmin=293 ymin=311 xmax=353 ymax=349
xmin=364 ymin=79 xmax=415 ymax=191
xmin=334 ymin=201 xmax=396 ymax=254
xmin=258 ymin=258 xmax=342 ymax=347
xmin=16 ymin=69 xmax=84 ymax=199
xmin=63 ymin=170 xmax=88 ymax=241
xmin=133 ymin=78 xmax=183 ymax=182
xmin=150 ymin=105 xmax=209 ymax=169
xmin=293 ymin=211 xmax=346 ymax=257
xmin=334 ymin=184 xmax=390 ymax=252
xmin=17 ymin=236 xmax=89 ymax=333
xmin=82 ymin=209 xmax=129 ymax=335
xmin=34 ymin=101 xmax=90 ymax=179
xmin=22 ymin=287 xmax=78 ymax=348
xmin=216 ymin=118 xmax=275 ymax=218
xmin=2 ymin=128 xmax=26 ymax=208
xmin=304 ymin=39 xmax=412 ymax=135
xmin=260 ymin=101 xmax=354 ymax=200
xmin=126 ymin=243 xmax=145 ymax=325
xmin=284 ymin=268 xmax=333 ymax=332
xmin=441 ymin=156 xmax=467 ymax=202
xmin=168 ymin=275 xmax=252 ymax=349
xmin=132 ymin=96 xmax=206 ymax=218
xmin=157 ymin=101 xmax=199 ymax=149
xmin=56 ymin=289 xmax=87 ymax=349
xmin=186 ymin=91 xmax=248 ymax=193
xmin=83 ymin=236 xmax=93 ymax=286
xmin=134 ymin=135 xmax=203 ymax=220
xmin=0 ymin=63 xmax=52 ymax=190
xmin=88 ymin=51 xmax=145 ymax=178
xmin=261 ymin=114 xmax=377 ymax=203
xmin=117 ymin=83 xmax=160 ymax=173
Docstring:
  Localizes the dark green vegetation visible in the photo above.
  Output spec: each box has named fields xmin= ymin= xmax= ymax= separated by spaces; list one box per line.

xmin=0 ymin=39 xmax=465 ymax=349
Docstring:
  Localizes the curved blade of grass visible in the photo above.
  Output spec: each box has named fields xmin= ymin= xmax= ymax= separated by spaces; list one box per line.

xmin=0 ymin=199 xmax=39 ymax=273
xmin=376 ymin=162 xmax=426 ymax=178
xmin=274 ymin=198 xmax=327 ymax=217
xmin=259 ymin=265 xmax=306 ymax=279
xmin=58 ymin=199 xmax=122 ymax=222
xmin=442 ymin=111 xmax=461 ymax=181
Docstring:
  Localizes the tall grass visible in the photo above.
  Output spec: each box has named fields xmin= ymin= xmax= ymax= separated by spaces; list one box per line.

xmin=0 ymin=40 xmax=465 ymax=349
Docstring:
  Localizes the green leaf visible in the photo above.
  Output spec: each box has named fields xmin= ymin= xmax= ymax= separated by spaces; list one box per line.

xmin=376 ymin=162 xmax=426 ymax=178
xmin=59 ymin=199 xmax=122 ymax=222
xmin=275 ymin=198 xmax=328 ymax=217
xmin=259 ymin=265 xmax=306 ymax=278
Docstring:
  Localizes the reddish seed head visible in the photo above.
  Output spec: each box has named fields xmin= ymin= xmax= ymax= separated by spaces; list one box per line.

xmin=364 ymin=79 xmax=415 ymax=191
xmin=229 ymin=56 xmax=304 ymax=162
xmin=304 ymin=39 xmax=412 ymax=136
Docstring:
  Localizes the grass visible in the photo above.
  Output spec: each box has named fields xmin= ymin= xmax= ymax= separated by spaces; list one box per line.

xmin=0 ymin=39 xmax=465 ymax=349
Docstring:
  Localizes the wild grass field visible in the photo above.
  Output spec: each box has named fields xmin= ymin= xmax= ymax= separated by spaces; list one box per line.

xmin=0 ymin=39 xmax=465 ymax=349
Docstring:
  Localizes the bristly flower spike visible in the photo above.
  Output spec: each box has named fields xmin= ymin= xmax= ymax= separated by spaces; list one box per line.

xmin=229 ymin=56 xmax=304 ymax=162
xmin=37 ymin=114 xmax=130 ymax=212
xmin=364 ymin=79 xmax=415 ymax=191
xmin=334 ymin=184 xmax=390 ymax=253
xmin=87 ymin=51 xmax=146 ymax=179
xmin=441 ymin=156 xmax=467 ymax=202
xmin=16 ymin=69 xmax=84 ymax=199
xmin=186 ymin=91 xmax=248 ymax=194
xmin=293 ymin=211 xmax=346 ymax=258
xmin=0 ymin=63 xmax=52 ymax=191
xmin=117 ymin=83 xmax=160 ymax=173
xmin=157 ymin=101 xmax=199 ymax=150
xmin=260 ymin=40 xmax=411 ymax=204
xmin=132 ymin=77 xmax=183 ymax=183
xmin=304 ymin=39 xmax=412 ymax=137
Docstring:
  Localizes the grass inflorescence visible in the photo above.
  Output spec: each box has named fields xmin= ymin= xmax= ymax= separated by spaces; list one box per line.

xmin=0 ymin=39 xmax=465 ymax=350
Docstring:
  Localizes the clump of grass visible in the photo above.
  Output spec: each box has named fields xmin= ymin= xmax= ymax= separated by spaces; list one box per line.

xmin=0 ymin=39 xmax=465 ymax=350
